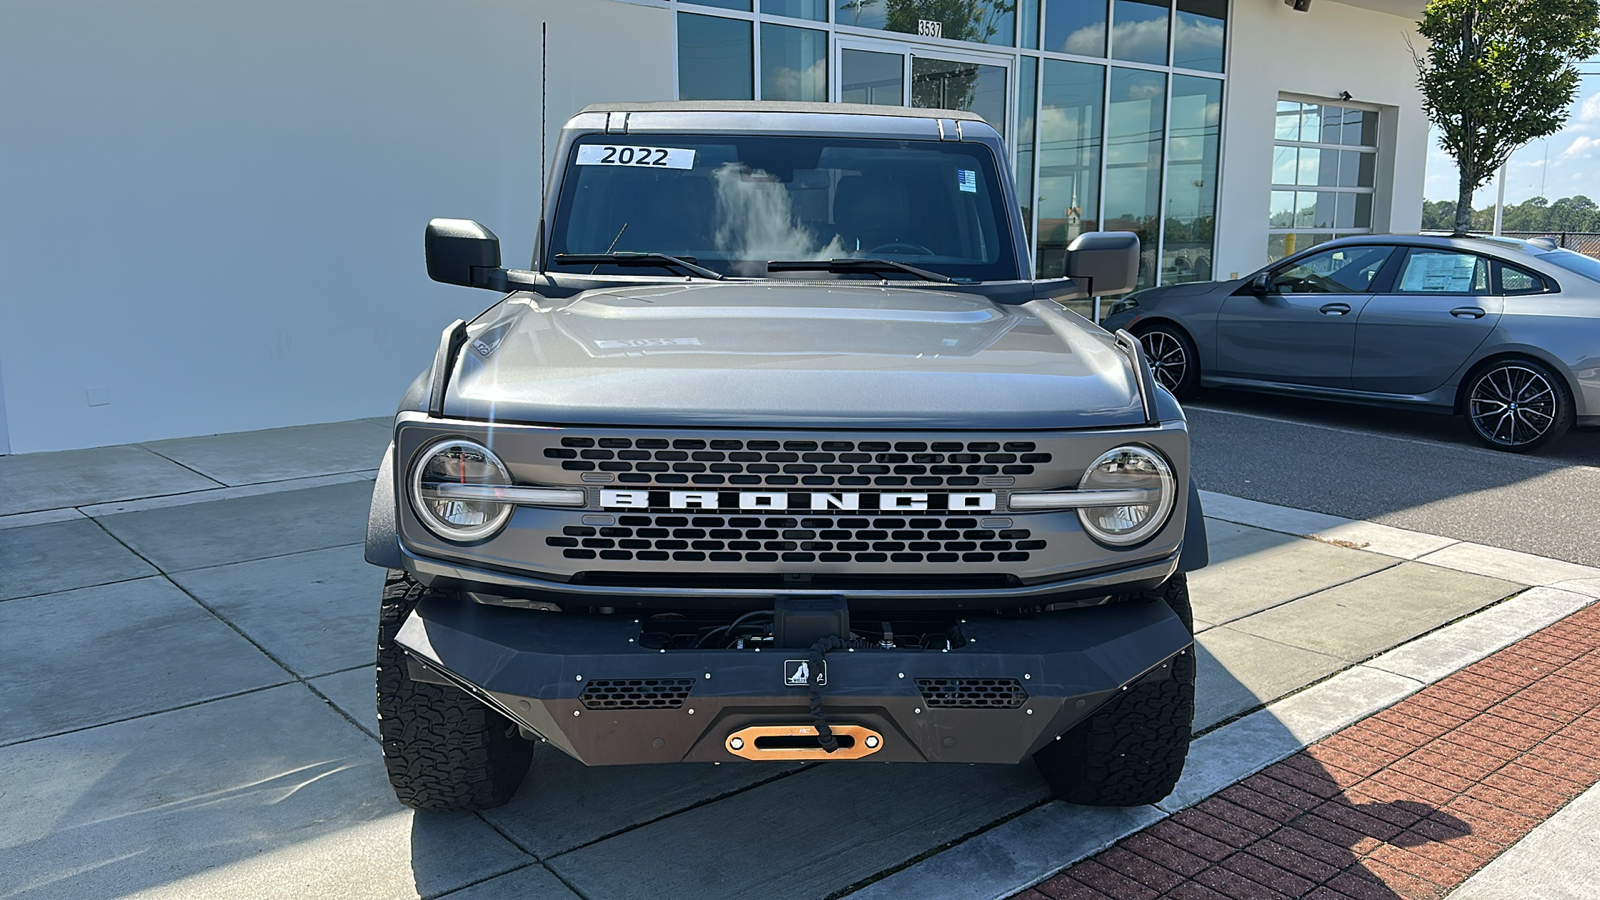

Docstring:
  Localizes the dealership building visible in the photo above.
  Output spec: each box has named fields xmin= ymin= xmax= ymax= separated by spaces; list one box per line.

xmin=0 ymin=0 xmax=1426 ymax=454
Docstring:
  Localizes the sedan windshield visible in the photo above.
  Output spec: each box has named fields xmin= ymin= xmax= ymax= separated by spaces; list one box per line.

xmin=547 ymin=133 xmax=1019 ymax=282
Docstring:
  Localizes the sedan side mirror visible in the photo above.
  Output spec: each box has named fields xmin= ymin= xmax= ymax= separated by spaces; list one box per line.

xmin=1249 ymin=272 xmax=1272 ymax=295
xmin=1066 ymin=231 xmax=1140 ymax=297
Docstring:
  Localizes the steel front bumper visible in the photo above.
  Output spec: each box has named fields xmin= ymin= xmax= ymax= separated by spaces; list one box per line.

xmin=395 ymin=596 xmax=1191 ymax=766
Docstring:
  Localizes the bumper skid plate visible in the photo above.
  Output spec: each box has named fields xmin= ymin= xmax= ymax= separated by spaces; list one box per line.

xmin=396 ymin=594 xmax=1191 ymax=766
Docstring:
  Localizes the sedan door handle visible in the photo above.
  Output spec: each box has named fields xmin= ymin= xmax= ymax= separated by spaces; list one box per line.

xmin=1319 ymin=303 xmax=1351 ymax=316
xmin=1451 ymin=306 xmax=1487 ymax=319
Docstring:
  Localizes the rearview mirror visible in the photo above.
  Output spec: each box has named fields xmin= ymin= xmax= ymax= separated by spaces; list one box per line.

xmin=1065 ymin=232 xmax=1140 ymax=297
xmin=425 ymin=218 xmax=503 ymax=288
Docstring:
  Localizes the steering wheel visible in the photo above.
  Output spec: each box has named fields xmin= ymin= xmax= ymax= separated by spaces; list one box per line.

xmin=866 ymin=241 xmax=935 ymax=256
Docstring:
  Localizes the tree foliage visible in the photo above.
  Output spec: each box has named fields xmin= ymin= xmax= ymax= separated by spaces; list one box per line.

xmin=1422 ymin=194 xmax=1600 ymax=232
xmin=1413 ymin=0 xmax=1600 ymax=235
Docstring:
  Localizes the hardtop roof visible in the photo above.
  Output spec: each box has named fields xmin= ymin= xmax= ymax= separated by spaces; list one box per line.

xmin=576 ymin=100 xmax=987 ymax=122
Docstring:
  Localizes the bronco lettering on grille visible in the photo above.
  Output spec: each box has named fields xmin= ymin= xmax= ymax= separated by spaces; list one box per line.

xmin=599 ymin=490 xmax=997 ymax=512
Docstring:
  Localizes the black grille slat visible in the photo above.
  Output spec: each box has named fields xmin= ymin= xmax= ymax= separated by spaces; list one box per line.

xmin=547 ymin=519 xmax=1037 ymax=563
xmin=545 ymin=437 xmax=1050 ymax=487
xmin=579 ymin=678 xmax=695 ymax=710
xmin=915 ymin=677 xmax=1028 ymax=709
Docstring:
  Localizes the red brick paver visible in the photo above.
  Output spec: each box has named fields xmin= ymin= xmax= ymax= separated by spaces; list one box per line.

xmin=1019 ymin=602 xmax=1600 ymax=900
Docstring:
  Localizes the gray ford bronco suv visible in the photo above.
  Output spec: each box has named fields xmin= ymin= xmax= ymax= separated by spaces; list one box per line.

xmin=365 ymin=101 xmax=1208 ymax=812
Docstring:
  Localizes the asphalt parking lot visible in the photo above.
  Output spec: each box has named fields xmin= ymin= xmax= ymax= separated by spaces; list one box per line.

xmin=2 ymin=404 xmax=1597 ymax=899
xmin=1186 ymin=390 xmax=1600 ymax=567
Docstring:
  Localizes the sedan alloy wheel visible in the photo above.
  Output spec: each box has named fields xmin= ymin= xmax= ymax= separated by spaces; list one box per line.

xmin=1465 ymin=361 xmax=1573 ymax=451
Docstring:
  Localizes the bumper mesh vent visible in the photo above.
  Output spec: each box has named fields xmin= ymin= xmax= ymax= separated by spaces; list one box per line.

xmin=579 ymin=678 xmax=696 ymax=710
xmin=547 ymin=515 xmax=1044 ymax=565
xmin=544 ymin=438 xmax=1050 ymax=489
xmin=915 ymin=677 xmax=1028 ymax=709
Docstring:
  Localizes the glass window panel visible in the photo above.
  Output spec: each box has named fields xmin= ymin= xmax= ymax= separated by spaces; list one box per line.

xmin=1296 ymin=148 xmax=1322 ymax=186
xmin=840 ymin=49 xmax=903 ymax=105
xmin=688 ymin=0 xmax=752 ymax=9
xmin=1500 ymin=264 xmax=1541 ymax=293
xmin=1396 ymin=250 xmax=1489 ymax=294
xmin=1337 ymin=150 xmax=1360 ymax=188
xmin=835 ymin=0 xmax=1017 ymax=46
xmin=1320 ymin=106 xmax=1344 ymax=145
xmin=1044 ymin=0 xmax=1107 ymax=56
xmin=1271 ymin=245 xmax=1393 ymax=292
xmin=1036 ymin=59 xmax=1105 ymax=277
xmin=1272 ymin=146 xmax=1298 ymax=185
xmin=911 ymin=58 xmax=1007 ymax=130
xmin=1021 ymin=0 xmax=1041 ymax=48
xmin=1295 ymin=191 xmax=1316 ymax=228
xmin=761 ymin=25 xmax=827 ymax=101
xmin=1274 ymin=101 xmax=1302 ymax=141
xmin=763 ymin=0 xmax=825 ymax=19
xmin=1268 ymin=232 xmax=1331 ymax=262
xmin=1335 ymin=192 xmax=1355 ymax=228
xmin=1017 ymin=56 xmax=1039 ymax=247
xmin=1173 ymin=0 xmax=1226 ymax=72
xmin=1270 ymin=191 xmax=1297 ymax=228
xmin=1354 ymin=193 xmax=1373 ymax=228
xmin=1356 ymin=110 xmax=1379 ymax=147
xmin=1318 ymin=152 xmax=1339 ymax=187
xmin=1105 ymin=68 xmax=1166 ymax=289
xmin=1299 ymin=104 xmax=1322 ymax=144
xmin=1112 ymin=0 xmax=1170 ymax=65
xmin=1314 ymin=192 xmax=1337 ymax=228
xmin=678 ymin=13 xmax=753 ymax=101
xmin=1164 ymin=75 xmax=1221 ymax=284
xmin=1357 ymin=151 xmax=1376 ymax=187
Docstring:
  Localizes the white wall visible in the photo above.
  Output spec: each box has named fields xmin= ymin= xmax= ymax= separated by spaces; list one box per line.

xmin=1214 ymin=0 xmax=1429 ymax=279
xmin=0 ymin=0 xmax=672 ymax=453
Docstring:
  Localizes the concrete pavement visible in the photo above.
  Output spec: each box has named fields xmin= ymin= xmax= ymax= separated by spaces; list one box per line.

xmin=2 ymin=418 xmax=1596 ymax=899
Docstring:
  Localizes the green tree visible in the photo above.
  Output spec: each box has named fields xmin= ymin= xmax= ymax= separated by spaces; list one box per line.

xmin=1413 ymin=0 xmax=1600 ymax=235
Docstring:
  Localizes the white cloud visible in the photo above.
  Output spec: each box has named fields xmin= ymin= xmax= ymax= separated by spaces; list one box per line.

xmin=1562 ymin=135 xmax=1600 ymax=159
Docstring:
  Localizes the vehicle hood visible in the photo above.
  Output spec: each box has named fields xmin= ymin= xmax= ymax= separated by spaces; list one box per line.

xmin=444 ymin=282 xmax=1148 ymax=429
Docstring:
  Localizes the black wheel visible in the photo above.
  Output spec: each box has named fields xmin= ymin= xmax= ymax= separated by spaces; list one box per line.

xmin=377 ymin=569 xmax=534 ymax=810
xmin=1033 ymin=575 xmax=1195 ymax=806
xmin=1463 ymin=358 xmax=1573 ymax=452
xmin=1135 ymin=323 xmax=1200 ymax=401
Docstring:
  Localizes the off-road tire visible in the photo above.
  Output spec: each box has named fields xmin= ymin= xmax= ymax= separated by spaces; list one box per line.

xmin=377 ymin=569 xmax=534 ymax=810
xmin=1032 ymin=574 xmax=1195 ymax=806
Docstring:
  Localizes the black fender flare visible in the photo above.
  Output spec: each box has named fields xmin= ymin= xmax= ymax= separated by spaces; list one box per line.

xmin=1177 ymin=481 xmax=1208 ymax=573
xmin=365 ymin=442 xmax=402 ymax=569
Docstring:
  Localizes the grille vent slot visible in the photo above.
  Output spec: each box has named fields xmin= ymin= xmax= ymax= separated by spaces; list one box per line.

xmin=915 ymin=678 xmax=1028 ymax=709
xmin=544 ymin=438 xmax=1050 ymax=488
xmin=546 ymin=515 xmax=1044 ymax=564
xmin=579 ymin=678 xmax=696 ymax=710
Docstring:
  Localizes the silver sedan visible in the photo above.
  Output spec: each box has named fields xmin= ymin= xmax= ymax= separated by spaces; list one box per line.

xmin=1100 ymin=234 xmax=1600 ymax=452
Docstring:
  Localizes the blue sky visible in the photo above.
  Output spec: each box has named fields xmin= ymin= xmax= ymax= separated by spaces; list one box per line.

xmin=1424 ymin=58 xmax=1600 ymax=205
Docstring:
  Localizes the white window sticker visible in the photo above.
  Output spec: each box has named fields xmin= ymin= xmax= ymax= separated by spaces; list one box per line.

xmin=576 ymin=145 xmax=696 ymax=169
xmin=957 ymin=169 xmax=977 ymax=193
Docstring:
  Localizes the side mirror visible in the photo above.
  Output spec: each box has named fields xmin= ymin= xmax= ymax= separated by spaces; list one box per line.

xmin=1249 ymin=272 xmax=1272 ymax=295
xmin=425 ymin=218 xmax=503 ymax=288
xmin=1066 ymin=231 xmax=1140 ymax=297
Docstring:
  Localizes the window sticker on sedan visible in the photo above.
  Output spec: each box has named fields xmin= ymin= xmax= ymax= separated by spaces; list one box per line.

xmin=575 ymin=145 xmax=696 ymax=169
xmin=1400 ymin=253 xmax=1482 ymax=293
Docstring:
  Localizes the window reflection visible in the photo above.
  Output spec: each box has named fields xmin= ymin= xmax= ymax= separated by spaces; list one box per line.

xmin=761 ymin=24 xmax=827 ymax=101
xmin=762 ymin=0 xmax=826 ymax=19
xmin=1105 ymin=68 xmax=1166 ymax=290
xmin=1017 ymin=57 xmax=1039 ymax=247
xmin=840 ymin=49 xmax=903 ymax=105
xmin=1111 ymin=0 xmax=1170 ymax=66
xmin=1162 ymin=75 xmax=1220 ymax=284
xmin=912 ymin=58 xmax=1007 ymax=129
xmin=1036 ymin=60 xmax=1104 ymax=277
xmin=834 ymin=0 xmax=1018 ymax=47
xmin=1173 ymin=0 xmax=1225 ymax=72
xmin=1043 ymin=0 xmax=1107 ymax=56
xmin=678 ymin=13 xmax=754 ymax=100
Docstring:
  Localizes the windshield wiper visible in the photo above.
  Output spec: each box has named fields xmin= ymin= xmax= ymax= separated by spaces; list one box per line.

xmin=766 ymin=258 xmax=952 ymax=283
xmin=552 ymin=252 xmax=724 ymax=281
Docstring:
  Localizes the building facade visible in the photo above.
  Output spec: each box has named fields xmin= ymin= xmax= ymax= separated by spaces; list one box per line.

xmin=0 ymin=0 xmax=1426 ymax=454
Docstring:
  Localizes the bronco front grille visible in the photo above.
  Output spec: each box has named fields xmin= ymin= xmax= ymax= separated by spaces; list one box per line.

xmin=579 ymin=678 xmax=696 ymax=710
xmin=544 ymin=438 xmax=1052 ymax=489
xmin=546 ymin=514 xmax=1047 ymax=564
xmin=915 ymin=678 xmax=1029 ymax=709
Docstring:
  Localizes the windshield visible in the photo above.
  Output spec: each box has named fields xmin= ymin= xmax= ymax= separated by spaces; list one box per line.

xmin=547 ymin=133 xmax=1019 ymax=282
xmin=1539 ymin=248 xmax=1600 ymax=284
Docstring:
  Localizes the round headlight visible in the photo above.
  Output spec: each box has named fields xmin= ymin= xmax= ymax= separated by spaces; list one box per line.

xmin=409 ymin=439 xmax=514 ymax=542
xmin=1076 ymin=445 xmax=1176 ymax=547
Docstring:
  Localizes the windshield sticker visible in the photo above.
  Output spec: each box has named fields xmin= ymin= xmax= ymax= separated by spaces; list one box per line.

xmin=576 ymin=145 xmax=696 ymax=170
xmin=957 ymin=169 xmax=977 ymax=193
